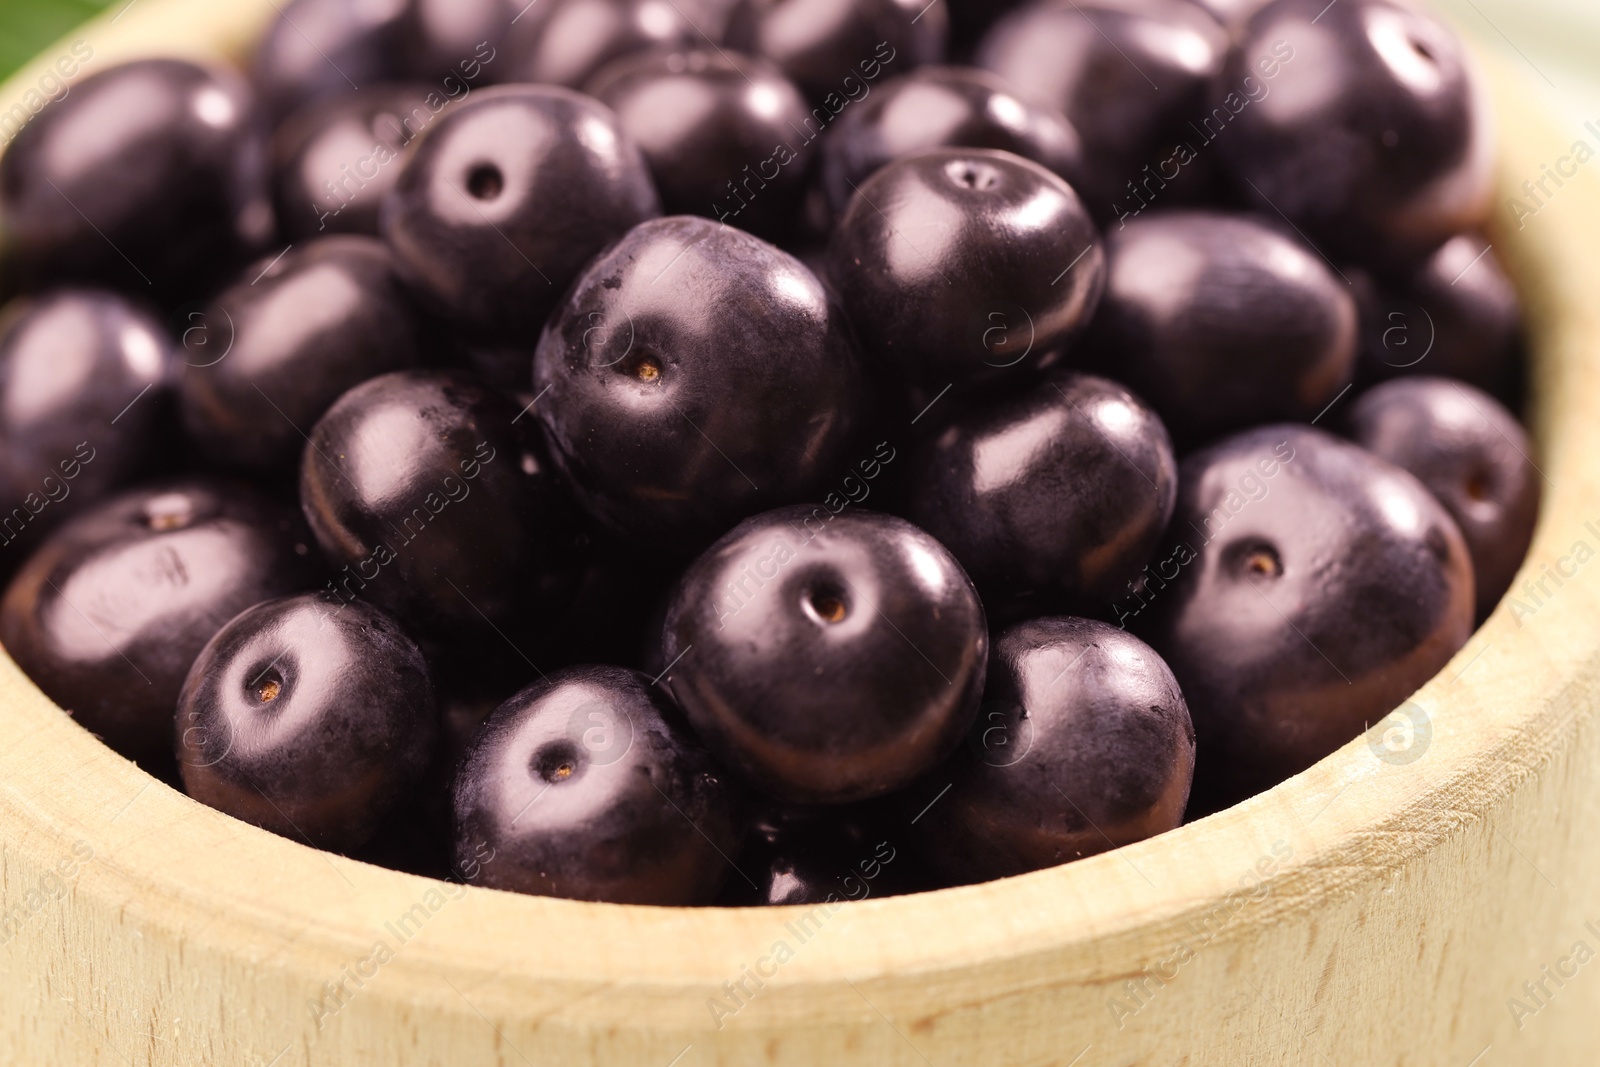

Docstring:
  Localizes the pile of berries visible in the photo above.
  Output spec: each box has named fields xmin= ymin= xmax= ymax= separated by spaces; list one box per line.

xmin=0 ymin=0 xmax=1536 ymax=906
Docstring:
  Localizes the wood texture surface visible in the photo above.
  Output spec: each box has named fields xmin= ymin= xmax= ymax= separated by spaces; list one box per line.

xmin=3 ymin=2 xmax=1600 ymax=1064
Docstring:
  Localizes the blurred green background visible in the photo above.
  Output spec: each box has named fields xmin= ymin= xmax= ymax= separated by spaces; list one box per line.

xmin=0 ymin=0 xmax=113 ymax=80
xmin=1 ymin=0 xmax=1597 ymax=125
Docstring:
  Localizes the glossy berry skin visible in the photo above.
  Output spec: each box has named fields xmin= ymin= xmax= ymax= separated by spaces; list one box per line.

xmin=0 ymin=482 xmax=318 ymax=769
xmin=586 ymin=49 xmax=814 ymax=239
xmin=300 ymin=370 xmax=582 ymax=638
xmin=0 ymin=59 xmax=272 ymax=297
xmin=673 ymin=0 xmax=745 ymax=37
xmin=534 ymin=216 xmax=864 ymax=549
xmin=452 ymin=665 xmax=745 ymax=904
xmin=0 ymin=290 xmax=175 ymax=556
xmin=511 ymin=0 xmax=700 ymax=88
xmin=725 ymin=0 xmax=947 ymax=103
xmin=1140 ymin=426 xmax=1474 ymax=812
xmin=382 ymin=85 xmax=661 ymax=345
xmin=251 ymin=0 xmax=410 ymax=122
xmin=1344 ymin=377 xmax=1539 ymax=622
xmin=1218 ymin=0 xmax=1494 ymax=265
xmin=976 ymin=0 xmax=1229 ymax=217
xmin=177 ymin=594 xmax=437 ymax=852
xmin=179 ymin=237 xmax=422 ymax=476
xmin=723 ymin=803 xmax=927 ymax=905
xmin=904 ymin=373 xmax=1176 ymax=622
xmin=392 ymin=0 xmax=523 ymax=85
xmin=663 ymin=507 xmax=987 ymax=804
xmin=1085 ymin=211 xmax=1357 ymax=446
xmin=818 ymin=65 xmax=1086 ymax=219
xmin=905 ymin=617 xmax=1194 ymax=882
xmin=1355 ymin=233 xmax=1522 ymax=394
xmin=827 ymin=148 xmax=1104 ymax=396
xmin=1192 ymin=0 xmax=1274 ymax=27
xmin=271 ymin=84 xmax=435 ymax=239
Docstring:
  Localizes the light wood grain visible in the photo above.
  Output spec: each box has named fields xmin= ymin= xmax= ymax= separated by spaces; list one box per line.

xmin=3 ymin=2 xmax=1600 ymax=1064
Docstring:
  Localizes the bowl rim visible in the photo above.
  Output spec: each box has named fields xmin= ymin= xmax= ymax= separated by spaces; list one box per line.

xmin=3 ymin=0 xmax=1598 ymax=1048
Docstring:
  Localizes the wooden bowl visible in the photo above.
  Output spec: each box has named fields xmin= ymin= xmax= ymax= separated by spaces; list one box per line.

xmin=4 ymin=3 xmax=1599 ymax=1064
